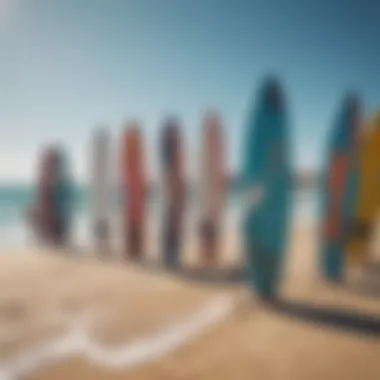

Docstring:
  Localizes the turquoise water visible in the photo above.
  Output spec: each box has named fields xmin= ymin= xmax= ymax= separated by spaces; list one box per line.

xmin=0 ymin=185 xmax=87 ymax=225
xmin=0 ymin=184 xmax=317 ymax=246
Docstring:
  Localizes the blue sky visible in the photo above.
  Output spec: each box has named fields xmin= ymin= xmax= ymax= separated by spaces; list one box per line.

xmin=1 ymin=0 xmax=379 ymax=182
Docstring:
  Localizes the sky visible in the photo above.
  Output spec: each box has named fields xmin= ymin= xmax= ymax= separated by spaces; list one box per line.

xmin=1 ymin=0 xmax=379 ymax=182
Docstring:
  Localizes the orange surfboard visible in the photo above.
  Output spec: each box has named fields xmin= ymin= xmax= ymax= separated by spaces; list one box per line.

xmin=199 ymin=111 xmax=226 ymax=266
xmin=320 ymin=95 xmax=361 ymax=281
xmin=120 ymin=121 xmax=146 ymax=260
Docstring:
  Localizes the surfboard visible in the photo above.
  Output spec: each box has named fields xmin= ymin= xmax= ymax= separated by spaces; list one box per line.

xmin=199 ymin=111 xmax=226 ymax=266
xmin=90 ymin=127 xmax=111 ymax=254
xmin=31 ymin=146 xmax=56 ymax=242
xmin=120 ymin=122 xmax=146 ymax=260
xmin=52 ymin=147 xmax=74 ymax=246
xmin=320 ymin=95 xmax=361 ymax=281
xmin=240 ymin=77 xmax=292 ymax=299
xmin=346 ymin=112 xmax=380 ymax=264
xmin=160 ymin=118 xmax=186 ymax=269
xmin=32 ymin=145 xmax=73 ymax=246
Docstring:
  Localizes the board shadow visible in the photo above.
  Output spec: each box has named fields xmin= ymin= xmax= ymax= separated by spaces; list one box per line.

xmin=47 ymin=241 xmax=244 ymax=286
xmin=173 ymin=265 xmax=245 ymax=284
xmin=269 ymin=297 xmax=380 ymax=337
xmin=37 ymin=246 xmax=380 ymax=337
xmin=130 ymin=259 xmax=245 ymax=285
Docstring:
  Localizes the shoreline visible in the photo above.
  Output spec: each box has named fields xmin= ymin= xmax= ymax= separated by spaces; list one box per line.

xmin=1 ymin=294 xmax=237 ymax=379
xmin=0 ymin=248 xmax=244 ymax=379
xmin=0 ymin=217 xmax=379 ymax=379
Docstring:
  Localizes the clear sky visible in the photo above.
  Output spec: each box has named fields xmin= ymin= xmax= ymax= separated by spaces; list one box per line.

xmin=1 ymin=0 xmax=379 ymax=182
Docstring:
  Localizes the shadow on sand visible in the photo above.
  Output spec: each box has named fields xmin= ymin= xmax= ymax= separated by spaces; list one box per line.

xmin=51 ymin=247 xmax=380 ymax=336
xmin=169 ymin=265 xmax=244 ymax=285
xmin=268 ymin=297 xmax=380 ymax=337
xmin=138 ymin=260 xmax=380 ymax=337
xmin=130 ymin=260 xmax=245 ymax=285
xmin=60 ymin=245 xmax=246 ymax=285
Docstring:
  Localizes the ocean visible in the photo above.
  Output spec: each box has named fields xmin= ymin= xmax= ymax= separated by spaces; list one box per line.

xmin=0 ymin=185 xmax=317 ymax=248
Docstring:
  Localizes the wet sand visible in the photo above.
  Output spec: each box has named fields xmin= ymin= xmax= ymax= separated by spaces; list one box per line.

xmin=0 ymin=219 xmax=379 ymax=379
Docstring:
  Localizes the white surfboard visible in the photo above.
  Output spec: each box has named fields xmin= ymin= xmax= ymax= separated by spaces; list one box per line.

xmin=90 ymin=126 xmax=111 ymax=253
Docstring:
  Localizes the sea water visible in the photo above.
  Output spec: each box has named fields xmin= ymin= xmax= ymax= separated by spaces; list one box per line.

xmin=0 ymin=184 xmax=317 ymax=249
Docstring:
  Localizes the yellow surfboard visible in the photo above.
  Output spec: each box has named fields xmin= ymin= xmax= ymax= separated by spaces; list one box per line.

xmin=347 ymin=112 xmax=380 ymax=263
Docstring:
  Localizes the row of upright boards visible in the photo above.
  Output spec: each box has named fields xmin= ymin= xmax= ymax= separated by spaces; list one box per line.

xmin=31 ymin=76 xmax=380 ymax=300
xmin=321 ymin=101 xmax=380 ymax=282
xmin=34 ymin=113 xmax=226 ymax=269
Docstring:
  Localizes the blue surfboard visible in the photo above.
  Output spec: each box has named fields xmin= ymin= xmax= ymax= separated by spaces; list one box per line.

xmin=240 ymin=77 xmax=293 ymax=299
xmin=319 ymin=95 xmax=360 ymax=281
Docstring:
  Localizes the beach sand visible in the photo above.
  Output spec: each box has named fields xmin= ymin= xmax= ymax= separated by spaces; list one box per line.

xmin=0 ymin=218 xmax=380 ymax=379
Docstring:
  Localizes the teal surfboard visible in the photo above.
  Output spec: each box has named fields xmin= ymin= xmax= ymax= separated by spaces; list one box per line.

xmin=240 ymin=77 xmax=293 ymax=299
xmin=319 ymin=95 xmax=360 ymax=281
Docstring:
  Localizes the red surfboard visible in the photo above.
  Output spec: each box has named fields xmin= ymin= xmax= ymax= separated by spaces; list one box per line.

xmin=120 ymin=121 xmax=146 ymax=260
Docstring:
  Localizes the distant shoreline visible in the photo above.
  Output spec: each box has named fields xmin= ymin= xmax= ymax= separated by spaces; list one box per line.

xmin=0 ymin=172 xmax=319 ymax=192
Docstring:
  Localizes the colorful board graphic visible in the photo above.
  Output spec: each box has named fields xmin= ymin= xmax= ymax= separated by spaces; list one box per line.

xmin=346 ymin=112 xmax=380 ymax=263
xmin=160 ymin=118 xmax=185 ymax=268
xmin=199 ymin=111 xmax=226 ymax=266
xmin=320 ymin=95 xmax=361 ymax=280
xmin=240 ymin=77 xmax=293 ymax=299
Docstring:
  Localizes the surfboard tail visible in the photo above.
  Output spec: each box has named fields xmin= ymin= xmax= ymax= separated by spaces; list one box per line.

xmin=242 ymin=228 xmax=285 ymax=298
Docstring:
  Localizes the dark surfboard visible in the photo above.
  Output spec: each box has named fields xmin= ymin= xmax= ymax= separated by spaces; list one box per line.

xmin=160 ymin=118 xmax=186 ymax=269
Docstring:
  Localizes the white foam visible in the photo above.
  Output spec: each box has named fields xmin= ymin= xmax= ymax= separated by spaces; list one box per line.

xmin=0 ymin=296 xmax=235 ymax=379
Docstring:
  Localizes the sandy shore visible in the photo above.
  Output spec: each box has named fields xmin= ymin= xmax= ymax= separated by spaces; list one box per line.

xmin=0 ymin=219 xmax=379 ymax=379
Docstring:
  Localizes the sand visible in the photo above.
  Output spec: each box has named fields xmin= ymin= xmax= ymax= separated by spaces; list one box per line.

xmin=0 ymin=218 xmax=379 ymax=379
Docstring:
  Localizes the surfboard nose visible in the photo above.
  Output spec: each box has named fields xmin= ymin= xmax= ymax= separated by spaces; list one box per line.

xmin=261 ymin=76 xmax=283 ymax=112
xmin=344 ymin=94 xmax=360 ymax=122
xmin=161 ymin=118 xmax=181 ymax=164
